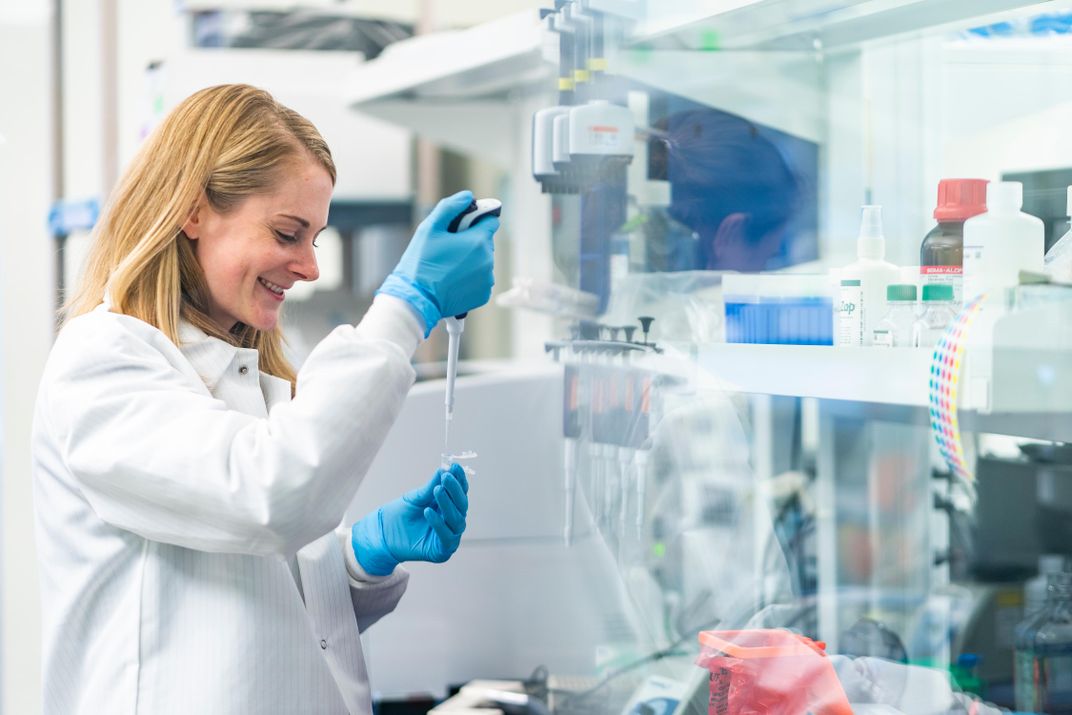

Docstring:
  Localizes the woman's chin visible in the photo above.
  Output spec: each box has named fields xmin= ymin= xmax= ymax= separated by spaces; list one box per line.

xmin=244 ymin=312 xmax=280 ymax=333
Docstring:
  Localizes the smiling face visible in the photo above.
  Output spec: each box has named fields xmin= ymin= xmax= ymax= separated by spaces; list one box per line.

xmin=183 ymin=154 xmax=333 ymax=333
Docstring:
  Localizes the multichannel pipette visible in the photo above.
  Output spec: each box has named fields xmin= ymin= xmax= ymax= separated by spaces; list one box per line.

xmin=444 ymin=198 xmax=502 ymax=450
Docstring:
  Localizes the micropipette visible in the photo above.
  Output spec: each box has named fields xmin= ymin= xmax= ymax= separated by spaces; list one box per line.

xmin=443 ymin=198 xmax=502 ymax=450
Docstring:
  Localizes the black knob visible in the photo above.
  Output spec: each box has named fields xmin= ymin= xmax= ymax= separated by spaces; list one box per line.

xmin=638 ymin=316 xmax=655 ymax=343
xmin=622 ymin=326 xmax=637 ymax=343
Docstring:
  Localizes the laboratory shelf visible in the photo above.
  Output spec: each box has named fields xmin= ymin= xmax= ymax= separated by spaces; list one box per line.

xmin=343 ymin=10 xmax=549 ymax=105
xmin=697 ymin=343 xmax=936 ymax=407
xmin=628 ymin=0 xmax=1047 ymax=52
xmin=697 ymin=341 xmax=1072 ymax=442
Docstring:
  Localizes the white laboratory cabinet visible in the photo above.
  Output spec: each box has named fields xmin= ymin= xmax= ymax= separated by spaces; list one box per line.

xmin=349 ymin=2 xmax=1072 ymax=712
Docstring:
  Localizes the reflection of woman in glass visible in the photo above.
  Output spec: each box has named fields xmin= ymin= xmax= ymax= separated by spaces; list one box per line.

xmin=665 ymin=110 xmax=803 ymax=272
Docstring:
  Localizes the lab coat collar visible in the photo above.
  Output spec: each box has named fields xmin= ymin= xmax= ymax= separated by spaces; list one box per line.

xmin=98 ymin=292 xmax=265 ymax=395
xmin=177 ymin=319 xmax=256 ymax=392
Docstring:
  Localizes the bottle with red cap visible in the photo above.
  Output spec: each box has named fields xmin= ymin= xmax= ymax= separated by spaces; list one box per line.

xmin=921 ymin=178 xmax=989 ymax=306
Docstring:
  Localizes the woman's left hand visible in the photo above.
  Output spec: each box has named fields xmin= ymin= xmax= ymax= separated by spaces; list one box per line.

xmin=351 ymin=463 xmax=469 ymax=576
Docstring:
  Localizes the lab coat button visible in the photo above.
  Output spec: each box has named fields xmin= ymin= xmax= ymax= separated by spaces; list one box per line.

xmin=238 ymin=365 xmax=249 ymax=375
xmin=320 ymin=639 xmax=328 ymax=650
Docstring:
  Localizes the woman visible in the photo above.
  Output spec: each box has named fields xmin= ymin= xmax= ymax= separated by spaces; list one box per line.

xmin=32 ymin=84 xmax=499 ymax=714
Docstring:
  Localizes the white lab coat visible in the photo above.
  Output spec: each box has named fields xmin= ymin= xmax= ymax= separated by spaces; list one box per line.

xmin=32 ymin=294 xmax=424 ymax=715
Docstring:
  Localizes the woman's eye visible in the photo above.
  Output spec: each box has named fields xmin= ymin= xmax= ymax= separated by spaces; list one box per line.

xmin=273 ymin=230 xmax=298 ymax=244
xmin=312 ymin=238 xmax=320 ymax=249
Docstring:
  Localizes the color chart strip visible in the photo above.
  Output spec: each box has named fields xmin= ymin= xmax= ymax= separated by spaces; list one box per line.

xmin=928 ymin=295 xmax=986 ymax=481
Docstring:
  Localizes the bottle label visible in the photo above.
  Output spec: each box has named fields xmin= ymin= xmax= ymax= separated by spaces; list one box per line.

xmin=872 ymin=329 xmax=893 ymax=348
xmin=921 ymin=265 xmax=964 ymax=306
xmin=963 ymin=243 xmax=984 ymax=303
xmin=1016 ymin=651 xmax=1072 ymax=711
xmin=838 ymin=281 xmax=863 ymax=347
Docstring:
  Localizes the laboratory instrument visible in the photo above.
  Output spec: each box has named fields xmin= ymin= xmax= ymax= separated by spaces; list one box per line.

xmin=963 ymin=181 xmax=1045 ymax=305
xmin=921 ymin=178 xmax=988 ymax=306
xmin=838 ymin=205 xmax=898 ymax=347
xmin=444 ymin=198 xmax=503 ymax=450
xmin=531 ymin=8 xmax=577 ymax=195
xmin=872 ymin=284 xmax=918 ymax=347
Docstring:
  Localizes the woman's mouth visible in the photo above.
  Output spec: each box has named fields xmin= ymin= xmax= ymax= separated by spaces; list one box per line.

xmin=258 ymin=277 xmax=286 ymax=301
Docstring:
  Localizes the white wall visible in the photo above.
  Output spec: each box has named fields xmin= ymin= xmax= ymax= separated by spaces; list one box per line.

xmin=0 ymin=3 xmax=55 ymax=713
xmin=941 ymin=38 xmax=1072 ymax=179
xmin=156 ymin=50 xmax=413 ymax=202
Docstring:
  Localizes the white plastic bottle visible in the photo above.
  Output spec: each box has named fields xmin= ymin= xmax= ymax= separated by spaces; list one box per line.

xmin=962 ymin=182 xmax=1045 ymax=305
xmin=838 ymin=205 xmax=899 ymax=347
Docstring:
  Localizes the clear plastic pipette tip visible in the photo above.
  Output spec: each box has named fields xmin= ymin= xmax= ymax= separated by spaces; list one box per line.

xmin=444 ymin=317 xmax=464 ymax=450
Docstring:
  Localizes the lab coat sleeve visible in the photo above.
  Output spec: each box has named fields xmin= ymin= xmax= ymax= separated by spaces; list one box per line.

xmin=336 ymin=527 xmax=409 ymax=632
xmin=44 ymin=297 xmax=422 ymax=557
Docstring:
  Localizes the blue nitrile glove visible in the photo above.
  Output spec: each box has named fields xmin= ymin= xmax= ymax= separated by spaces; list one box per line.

xmin=351 ymin=463 xmax=470 ymax=576
xmin=376 ymin=190 xmax=499 ymax=337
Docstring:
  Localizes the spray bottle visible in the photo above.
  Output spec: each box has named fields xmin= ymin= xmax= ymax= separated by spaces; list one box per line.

xmin=837 ymin=205 xmax=898 ymax=347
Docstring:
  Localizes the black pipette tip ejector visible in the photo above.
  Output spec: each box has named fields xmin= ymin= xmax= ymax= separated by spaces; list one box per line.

xmin=446 ymin=198 xmax=502 ymax=320
xmin=447 ymin=198 xmax=503 ymax=233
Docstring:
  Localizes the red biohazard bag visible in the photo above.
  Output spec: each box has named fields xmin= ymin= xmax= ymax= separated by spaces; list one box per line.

xmin=696 ymin=630 xmax=853 ymax=715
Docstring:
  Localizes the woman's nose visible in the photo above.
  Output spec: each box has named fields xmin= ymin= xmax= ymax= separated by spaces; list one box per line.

xmin=291 ymin=242 xmax=320 ymax=282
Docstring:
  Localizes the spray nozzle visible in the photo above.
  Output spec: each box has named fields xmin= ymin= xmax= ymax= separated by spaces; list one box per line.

xmin=857 ymin=205 xmax=886 ymax=260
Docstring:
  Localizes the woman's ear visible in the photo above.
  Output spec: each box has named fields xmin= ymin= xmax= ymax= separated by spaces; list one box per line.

xmin=182 ymin=196 xmax=205 ymax=240
xmin=707 ymin=212 xmax=749 ymax=267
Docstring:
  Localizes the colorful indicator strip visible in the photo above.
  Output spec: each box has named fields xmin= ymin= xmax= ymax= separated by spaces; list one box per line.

xmin=928 ymin=294 xmax=986 ymax=480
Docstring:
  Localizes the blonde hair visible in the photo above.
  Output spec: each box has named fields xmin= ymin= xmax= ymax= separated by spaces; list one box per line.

xmin=66 ymin=84 xmax=335 ymax=391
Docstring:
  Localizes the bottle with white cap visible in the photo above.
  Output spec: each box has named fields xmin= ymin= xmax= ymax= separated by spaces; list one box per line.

xmin=962 ymin=181 xmax=1044 ymax=305
xmin=1044 ymin=186 xmax=1072 ymax=284
xmin=838 ymin=205 xmax=899 ymax=346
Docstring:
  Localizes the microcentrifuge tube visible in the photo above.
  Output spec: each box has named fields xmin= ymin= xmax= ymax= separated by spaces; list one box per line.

xmin=440 ymin=450 xmax=478 ymax=478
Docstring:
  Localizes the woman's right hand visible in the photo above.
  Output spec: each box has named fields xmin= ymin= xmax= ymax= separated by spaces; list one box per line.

xmin=376 ymin=191 xmax=499 ymax=337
